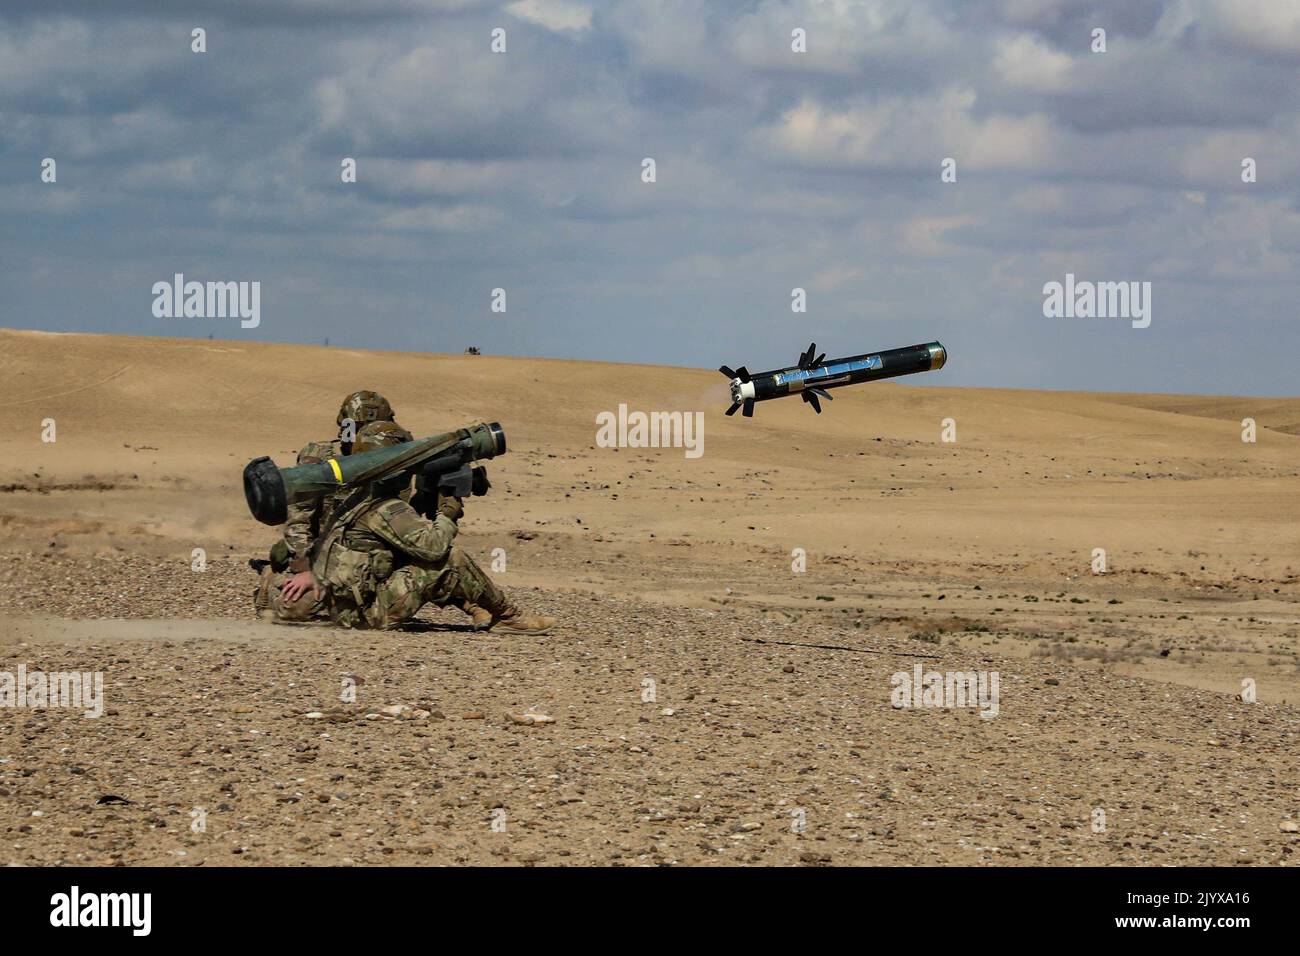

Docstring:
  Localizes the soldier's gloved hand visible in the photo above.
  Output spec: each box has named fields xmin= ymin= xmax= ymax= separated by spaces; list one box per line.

xmin=437 ymin=493 xmax=464 ymax=522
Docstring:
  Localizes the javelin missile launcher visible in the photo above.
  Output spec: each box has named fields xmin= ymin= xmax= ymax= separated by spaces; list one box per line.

xmin=242 ymin=421 xmax=506 ymax=526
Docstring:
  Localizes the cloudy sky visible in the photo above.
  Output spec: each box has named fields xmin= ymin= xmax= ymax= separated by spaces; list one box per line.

xmin=3 ymin=0 xmax=1298 ymax=394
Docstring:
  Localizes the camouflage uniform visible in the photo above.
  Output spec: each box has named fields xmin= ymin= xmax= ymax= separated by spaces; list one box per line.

xmin=254 ymin=404 xmax=511 ymax=630
xmin=255 ymin=393 xmax=398 ymax=623
xmin=284 ymin=438 xmax=347 ymax=570
xmin=250 ymin=436 xmax=353 ymax=622
xmin=313 ymin=494 xmax=507 ymax=630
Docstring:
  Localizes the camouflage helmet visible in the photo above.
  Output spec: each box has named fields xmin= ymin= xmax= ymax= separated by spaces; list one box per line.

xmin=354 ymin=419 xmax=413 ymax=455
xmin=337 ymin=390 xmax=394 ymax=430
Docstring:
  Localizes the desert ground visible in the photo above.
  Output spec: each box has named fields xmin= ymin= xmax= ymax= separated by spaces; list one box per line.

xmin=0 ymin=328 xmax=1297 ymax=866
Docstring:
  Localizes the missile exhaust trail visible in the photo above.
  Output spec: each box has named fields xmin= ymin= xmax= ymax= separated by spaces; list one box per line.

xmin=720 ymin=341 xmax=947 ymax=416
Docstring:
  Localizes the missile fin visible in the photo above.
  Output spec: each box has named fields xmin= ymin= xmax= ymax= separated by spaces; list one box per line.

xmin=719 ymin=365 xmax=737 ymax=379
xmin=803 ymin=391 xmax=822 ymax=414
xmin=742 ymin=399 xmax=755 ymax=417
xmin=725 ymin=402 xmax=741 ymax=416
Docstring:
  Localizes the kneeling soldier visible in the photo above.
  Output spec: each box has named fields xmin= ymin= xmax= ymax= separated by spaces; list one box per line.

xmin=309 ymin=421 xmax=555 ymax=634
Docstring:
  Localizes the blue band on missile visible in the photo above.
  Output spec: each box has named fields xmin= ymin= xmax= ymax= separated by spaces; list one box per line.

xmin=776 ymin=354 xmax=881 ymax=386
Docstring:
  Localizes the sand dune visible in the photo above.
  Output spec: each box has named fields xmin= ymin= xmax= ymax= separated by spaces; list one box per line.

xmin=4 ymin=327 xmax=1296 ymax=593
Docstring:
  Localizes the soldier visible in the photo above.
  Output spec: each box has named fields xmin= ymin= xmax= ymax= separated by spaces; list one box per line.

xmin=310 ymin=422 xmax=556 ymax=634
xmin=255 ymin=391 xmax=392 ymax=622
xmin=280 ymin=389 xmax=394 ymax=576
xmin=255 ymin=391 xmax=490 ymax=626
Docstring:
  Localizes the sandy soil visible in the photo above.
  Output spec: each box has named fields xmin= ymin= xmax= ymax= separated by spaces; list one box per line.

xmin=0 ymin=328 xmax=1297 ymax=865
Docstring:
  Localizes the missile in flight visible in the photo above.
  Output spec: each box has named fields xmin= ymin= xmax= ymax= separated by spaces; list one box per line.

xmin=720 ymin=341 xmax=947 ymax=416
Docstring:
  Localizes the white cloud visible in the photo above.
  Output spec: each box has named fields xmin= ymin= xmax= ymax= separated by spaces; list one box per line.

xmin=375 ymin=202 xmax=505 ymax=233
xmin=901 ymin=215 xmax=976 ymax=257
xmin=1189 ymin=0 xmax=1300 ymax=56
xmin=730 ymin=0 xmax=959 ymax=75
xmin=991 ymin=33 xmax=1076 ymax=92
xmin=753 ymin=87 xmax=1061 ymax=173
xmin=506 ymin=0 xmax=593 ymax=34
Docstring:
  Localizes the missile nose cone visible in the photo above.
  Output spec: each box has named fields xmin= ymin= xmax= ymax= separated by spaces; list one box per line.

xmin=927 ymin=342 xmax=947 ymax=370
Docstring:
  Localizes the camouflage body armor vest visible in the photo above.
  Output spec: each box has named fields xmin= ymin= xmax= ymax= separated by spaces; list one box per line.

xmin=311 ymin=493 xmax=395 ymax=613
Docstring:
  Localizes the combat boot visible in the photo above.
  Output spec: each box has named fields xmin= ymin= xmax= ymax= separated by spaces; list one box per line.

xmin=461 ymin=601 xmax=494 ymax=631
xmin=489 ymin=603 xmax=556 ymax=635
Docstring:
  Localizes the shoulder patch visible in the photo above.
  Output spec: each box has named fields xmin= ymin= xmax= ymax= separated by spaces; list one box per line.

xmin=377 ymin=498 xmax=412 ymax=517
xmin=297 ymin=438 xmax=340 ymax=465
xmin=372 ymin=498 xmax=427 ymax=536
